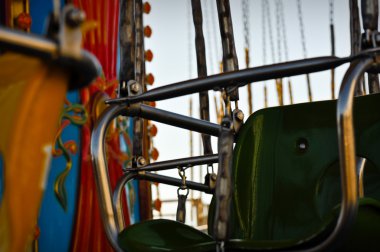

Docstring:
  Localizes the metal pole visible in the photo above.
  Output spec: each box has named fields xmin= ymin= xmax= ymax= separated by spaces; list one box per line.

xmin=107 ymin=54 xmax=363 ymax=105
xmin=191 ymin=0 xmax=213 ymax=155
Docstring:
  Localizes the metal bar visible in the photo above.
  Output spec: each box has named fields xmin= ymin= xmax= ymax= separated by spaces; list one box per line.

xmin=302 ymin=57 xmax=374 ymax=252
xmin=118 ymin=0 xmax=135 ymax=87
xmin=139 ymin=172 xmax=213 ymax=194
xmin=191 ymin=0 xmax=213 ymax=155
xmin=361 ymin=0 xmax=378 ymax=31
xmin=107 ymin=55 xmax=358 ymax=105
xmin=134 ymin=0 xmax=153 ymax=221
xmin=216 ymin=0 xmax=239 ymax=101
xmin=91 ymin=103 xmax=218 ymax=250
xmin=91 ymin=105 xmax=130 ymax=251
xmin=361 ymin=0 xmax=380 ymax=93
xmin=139 ymin=104 xmax=221 ymax=137
xmin=113 ymin=172 xmax=138 ymax=232
xmin=349 ymin=0 xmax=365 ymax=96
xmin=213 ymin=117 xmax=234 ymax=241
xmin=124 ymin=154 xmax=219 ymax=172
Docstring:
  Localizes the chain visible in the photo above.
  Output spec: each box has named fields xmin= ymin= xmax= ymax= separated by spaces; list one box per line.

xmin=279 ymin=0 xmax=289 ymax=61
xmin=262 ymin=0 xmax=267 ymax=66
xmin=242 ymin=0 xmax=250 ymax=51
xmin=279 ymin=0 xmax=293 ymax=104
xmin=275 ymin=0 xmax=282 ymax=62
xmin=262 ymin=0 xmax=268 ymax=107
xmin=264 ymin=0 xmax=276 ymax=63
xmin=329 ymin=0 xmax=334 ymax=26
xmin=297 ymin=0 xmax=308 ymax=59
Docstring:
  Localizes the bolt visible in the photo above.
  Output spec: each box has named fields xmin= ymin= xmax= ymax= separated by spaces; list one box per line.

xmin=137 ymin=157 xmax=146 ymax=166
xmin=296 ymin=138 xmax=309 ymax=153
xmin=235 ymin=110 xmax=244 ymax=122
xmin=66 ymin=9 xmax=86 ymax=28
xmin=130 ymin=81 xmax=141 ymax=94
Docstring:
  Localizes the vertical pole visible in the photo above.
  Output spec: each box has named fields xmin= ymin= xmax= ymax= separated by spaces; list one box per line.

xmin=361 ymin=0 xmax=380 ymax=93
xmin=349 ymin=0 xmax=365 ymax=95
xmin=135 ymin=0 xmax=152 ymax=220
xmin=216 ymin=0 xmax=239 ymax=104
xmin=191 ymin=0 xmax=213 ymax=155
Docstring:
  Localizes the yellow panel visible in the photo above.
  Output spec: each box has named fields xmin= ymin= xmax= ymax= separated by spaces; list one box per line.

xmin=0 ymin=53 xmax=68 ymax=251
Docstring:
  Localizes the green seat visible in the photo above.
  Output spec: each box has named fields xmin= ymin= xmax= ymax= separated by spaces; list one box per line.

xmin=119 ymin=93 xmax=380 ymax=251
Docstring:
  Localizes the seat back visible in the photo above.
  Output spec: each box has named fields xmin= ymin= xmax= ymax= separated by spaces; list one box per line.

xmin=229 ymin=93 xmax=380 ymax=242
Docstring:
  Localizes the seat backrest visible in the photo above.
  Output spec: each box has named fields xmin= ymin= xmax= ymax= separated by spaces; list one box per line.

xmin=230 ymin=93 xmax=380 ymax=241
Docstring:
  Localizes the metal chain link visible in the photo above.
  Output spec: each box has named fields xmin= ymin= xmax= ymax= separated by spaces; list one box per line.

xmin=242 ymin=0 xmax=250 ymax=50
xmin=297 ymin=0 xmax=308 ymax=59
xmin=264 ymin=0 xmax=276 ymax=63
xmin=279 ymin=0 xmax=289 ymax=61
xmin=262 ymin=0 xmax=267 ymax=66
xmin=275 ymin=0 xmax=282 ymax=62
xmin=329 ymin=0 xmax=334 ymax=26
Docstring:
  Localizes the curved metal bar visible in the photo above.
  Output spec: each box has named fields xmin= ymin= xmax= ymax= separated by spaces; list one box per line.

xmin=302 ymin=57 xmax=374 ymax=252
xmin=113 ymin=172 xmax=138 ymax=232
xmin=113 ymin=171 xmax=214 ymax=231
xmin=91 ymin=104 xmax=139 ymax=251
xmin=106 ymin=55 xmax=355 ymax=105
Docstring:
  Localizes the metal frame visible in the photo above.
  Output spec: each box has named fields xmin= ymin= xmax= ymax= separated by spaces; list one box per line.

xmin=106 ymin=52 xmax=374 ymax=105
xmin=91 ymin=49 xmax=380 ymax=250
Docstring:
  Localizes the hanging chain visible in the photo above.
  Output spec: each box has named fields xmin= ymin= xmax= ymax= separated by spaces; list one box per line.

xmin=279 ymin=0 xmax=289 ymax=62
xmin=242 ymin=0 xmax=250 ymax=51
xmin=262 ymin=0 xmax=268 ymax=108
xmin=275 ymin=0 xmax=282 ymax=62
xmin=329 ymin=0 xmax=334 ymax=26
xmin=264 ymin=0 xmax=276 ymax=64
xmin=329 ymin=0 xmax=336 ymax=99
xmin=242 ymin=0 xmax=253 ymax=114
xmin=177 ymin=167 xmax=189 ymax=223
xmin=297 ymin=0 xmax=308 ymax=59
xmin=297 ymin=0 xmax=312 ymax=102
xmin=279 ymin=0 xmax=293 ymax=104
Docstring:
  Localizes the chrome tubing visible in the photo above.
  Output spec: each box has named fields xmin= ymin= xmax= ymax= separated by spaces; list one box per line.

xmin=303 ymin=57 xmax=374 ymax=252
xmin=91 ymin=104 xmax=139 ymax=251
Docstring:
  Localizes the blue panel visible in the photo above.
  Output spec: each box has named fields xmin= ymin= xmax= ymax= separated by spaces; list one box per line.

xmin=29 ymin=0 xmax=65 ymax=35
xmin=0 ymin=153 xmax=4 ymax=206
xmin=37 ymin=91 xmax=81 ymax=252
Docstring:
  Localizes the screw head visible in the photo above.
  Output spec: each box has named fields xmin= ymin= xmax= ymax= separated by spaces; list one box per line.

xmin=137 ymin=157 xmax=146 ymax=166
xmin=235 ymin=110 xmax=244 ymax=121
xmin=296 ymin=138 xmax=309 ymax=153
xmin=130 ymin=82 xmax=141 ymax=93
xmin=66 ymin=9 xmax=86 ymax=28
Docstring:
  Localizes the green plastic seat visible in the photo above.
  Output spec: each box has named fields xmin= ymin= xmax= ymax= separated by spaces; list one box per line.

xmin=118 ymin=93 xmax=380 ymax=251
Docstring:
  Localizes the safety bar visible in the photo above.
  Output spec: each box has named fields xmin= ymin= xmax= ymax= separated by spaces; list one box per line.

xmin=299 ymin=57 xmax=375 ymax=251
xmin=113 ymin=171 xmax=214 ymax=231
xmin=107 ymin=55 xmax=364 ymax=105
xmin=124 ymin=154 xmax=218 ymax=172
xmin=92 ymin=54 xmax=378 ymax=251
xmin=91 ymin=104 xmax=220 ymax=250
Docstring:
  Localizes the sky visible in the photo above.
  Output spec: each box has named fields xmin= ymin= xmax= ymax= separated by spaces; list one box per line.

xmin=143 ymin=0 xmax=354 ymax=223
